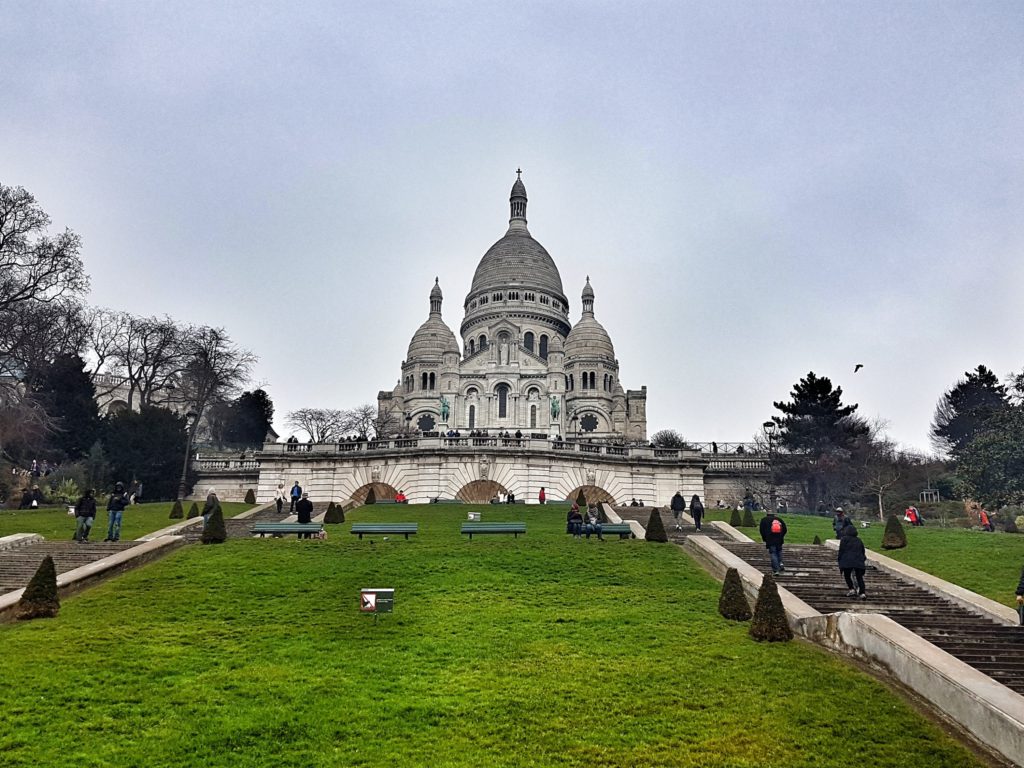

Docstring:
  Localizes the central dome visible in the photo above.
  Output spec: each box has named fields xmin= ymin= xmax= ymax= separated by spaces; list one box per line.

xmin=467 ymin=172 xmax=566 ymax=301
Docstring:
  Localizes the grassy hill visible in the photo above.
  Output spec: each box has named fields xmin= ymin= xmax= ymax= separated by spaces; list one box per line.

xmin=0 ymin=504 xmax=988 ymax=767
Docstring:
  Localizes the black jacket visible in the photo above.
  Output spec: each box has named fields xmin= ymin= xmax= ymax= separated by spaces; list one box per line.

xmin=759 ymin=514 xmax=787 ymax=547
xmin=107 ymin=492 xmax=128 ymax=513
xmin=837 ymin=527 xmax=867 ymax=570
xmin=670 ymin=493 xmax=685 ymax=513
xmin=75 ymin=495 xmax=97 ymax=519
xmin=295 ymin=498 xmax=314 ymax=524
xmin=690 ymin=496 xmax=704 ymax=516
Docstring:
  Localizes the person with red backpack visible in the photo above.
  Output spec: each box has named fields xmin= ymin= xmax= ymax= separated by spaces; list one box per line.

xmin=758 ymin=509 xmax=788 ymax=575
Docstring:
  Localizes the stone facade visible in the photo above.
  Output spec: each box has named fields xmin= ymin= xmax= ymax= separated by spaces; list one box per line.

xmin=378 ymin=173 xmax=647 ymax=442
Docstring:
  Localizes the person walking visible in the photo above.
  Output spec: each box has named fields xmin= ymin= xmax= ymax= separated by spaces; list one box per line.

xmin=670 ymin=491 xmax=685 ymax=530
xmin=838 ymin=525 xmax=868 ymax=599
xmin=295 ymin=492 xmax=314 ymax=538
xmin=274 ymin=482 xmax=286 ymax=515
xmin=104 ymin=482 xmax=129 ymax=542
xmin=202 ymin=488 xmax=221 ymax=527
xmin=73 ymin=488 xmax=97 ymax=542
xmin=290 ymin=481 xmax=302 ymax=512
xmin=758 ymin=508 xmax=788 ymax=575
xmin=538 ymin=487 xmax=546 ymax=505
xmin=832 ymin=507 xmax=852 ymax=539
xmin=690 ymin=494 xmax=705 ymax=532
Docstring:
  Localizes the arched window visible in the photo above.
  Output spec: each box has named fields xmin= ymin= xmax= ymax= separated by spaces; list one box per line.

xmin=421 ymin=372 xmax=428 ymax=390
xmin=478 ymin=334 xmax=487 ymax=350
xmin=468 ymin=404 xmax=475 ymax=429
xmin=581 ymin=373 xmax=588 ymax=390
xmin=539 ymin=335 xmax=548 ymax=359
xmin=589 ymin=372 xmax=596 ymax=390
xmin=530 ymin=405 xmax=537 ymax=429
xmin=569 ymin=374 xmax=574 ymax=391
xmin=524 ymin=332 xmax=534 ymax=353
xmin=468 ymin=339 xmax=475 ymax=355
xmin=497 ymin=384 xmax=509 ymax=418
xmin=429 ymin=372 xmax=436 ymax=390
xmin=466 ymin=387 xmax=478 ymax=398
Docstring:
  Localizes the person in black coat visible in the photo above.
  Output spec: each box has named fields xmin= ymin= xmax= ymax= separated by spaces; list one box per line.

xmin=73 ymin=489 xmax=97 ymax=542
xmin=758 ymin=511 xmax=788 ymax=575
xmin=838 ymin=525 xmax=868 ymax=599
xmin=690 ymin=494 xmax=705 ymax=532
xmin=295 ymin=492 xmax=314 ymax=538
xmin=670 ymin=492 xmax=685 ymax=530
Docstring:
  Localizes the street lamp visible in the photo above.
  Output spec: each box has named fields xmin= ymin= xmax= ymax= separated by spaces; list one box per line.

xmin=177 ymin=410 xmax=199 ymax=501
xmin=762 ymin=420 xmax=778 ymax=513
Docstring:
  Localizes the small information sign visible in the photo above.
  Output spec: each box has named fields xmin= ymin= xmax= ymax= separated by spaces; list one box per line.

xmin=360 ymin=588 xmax=394 ymax=614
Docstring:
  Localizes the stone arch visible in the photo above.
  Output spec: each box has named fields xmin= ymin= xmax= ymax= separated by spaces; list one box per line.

xmin=105 ymin=399 xmax=129 ymax=415
xmin=456 ymin=479 xmax=509 ymax=503
xmin=352 ymin=482 xmax=399 ymax=504
xmin=566 ymin=485 xmax=616 ymax=505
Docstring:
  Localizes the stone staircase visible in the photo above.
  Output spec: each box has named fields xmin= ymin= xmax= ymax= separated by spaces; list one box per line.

xmin=719 ymin=540 xmax=1024 ymax=696
xmin=179 ymin=502 xmax=333 ymax=542
xmin=0 ymin=541 xmax=136 ymax=597
xmin=613 ymin=507 xmax=737 ymax=545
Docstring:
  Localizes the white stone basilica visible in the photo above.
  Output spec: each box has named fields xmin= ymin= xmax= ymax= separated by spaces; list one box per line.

xmin=378 ymin=172 xmax=647 ymax=441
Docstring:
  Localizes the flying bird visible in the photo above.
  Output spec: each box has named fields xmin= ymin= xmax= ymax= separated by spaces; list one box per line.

xmin=854 ymin=364 xmax=864 ymax=373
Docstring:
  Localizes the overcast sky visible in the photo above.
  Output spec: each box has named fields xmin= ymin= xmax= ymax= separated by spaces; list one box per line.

xmin=3 ymin=1 xmax=1022 ymax=451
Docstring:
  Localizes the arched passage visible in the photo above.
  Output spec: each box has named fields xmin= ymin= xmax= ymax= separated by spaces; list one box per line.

xmin=566 ymin=485 xmax=616 ymax=505
xmin=352 ymin=482 xmax=399 ymax=504
xmin=456 ymin=479 xmax=509 ymax=504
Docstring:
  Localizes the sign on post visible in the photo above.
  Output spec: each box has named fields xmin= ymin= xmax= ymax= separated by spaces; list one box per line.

xmin=360 ymin=588 xmax=394 ymax=614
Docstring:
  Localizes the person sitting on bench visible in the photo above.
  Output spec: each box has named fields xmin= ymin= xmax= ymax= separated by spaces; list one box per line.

xmin=585 ymin=505 xmax=603 ymax=540
xmin=567 ymin=504 xmax=583 ymax=537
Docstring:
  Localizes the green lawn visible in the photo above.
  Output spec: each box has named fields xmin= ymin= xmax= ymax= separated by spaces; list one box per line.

xmin=0 ymin=501 xmax=253 ymax=542
xmin=702 ymin=511 xmax=1024 ymax=607
xmin=0 ymin=505 xmax=986 ymax=767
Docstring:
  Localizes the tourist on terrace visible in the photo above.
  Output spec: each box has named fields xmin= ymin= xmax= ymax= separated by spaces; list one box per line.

xmin=837 ymin=525 xmax=867 ymax=600
xmin=274 ymin=482 xmax=285 ymax=514
xmin=73 ymin=488 xmax=97 ymax=543
xmin=295 ymin=492 xmax=314 ymax=537
xmin=759 ymin=508 xmax=788 ymax=575
xmin=538 ymin=487 xmax=546 ymax=505
xmin=395 ymin=490 xmax=407 ymax=503
xmin=670 ymin=492 xmax=685 ymax=530
xmin=832 ymin=507 xmax=852 ymax=539
xmin=290 ymin=481 xmax=302 ymax=512
xmin=690 ymin=494 xmax=705 ymax=531
xmin=104 ymin=482 xmax=129 ymax=542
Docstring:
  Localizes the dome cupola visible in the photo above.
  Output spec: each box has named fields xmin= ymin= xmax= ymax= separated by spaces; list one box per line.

xmin=565 ymin=277 xmax=615 ymax=362
xmin=407 ymin=278 xmax=460 ymax=360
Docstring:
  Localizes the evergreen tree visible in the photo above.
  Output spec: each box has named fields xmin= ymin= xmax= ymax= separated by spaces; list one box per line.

xmin=24 ymin=354 xmax=100 ymax=460
xmin=244 ymin=488 xmax=256 ymax=504
xmin=187 ymin=501 xmax=200 ymax=519
xmin=955 ymin=404 xmax=1024 ymax=508
xmin=742 ymin=509 xmax=756 ymax=528
xmin=169 ymin=499 xmax=183 ymax=519
xmin=749 ymin=574 xmax=792 ymax=642
xmin=812 ymin=534 xmax=822 ymax=545
xmin=718 ymin=568 xmax=752 ymax=621
xmin=931 ymin=365 xmax=1009 ymax=459
xmin=324 ymin=502 xmax=345 ymax=524
xmin=576 ymin=489 xmax=587 ymax=507
xmin=211 ymin=389 xmax=275 ymax=446
xmin=201 ymin=506 xmax=227 ymax=544
xmin=645 ymin=508 xmax=668 ymax=542
xmin=365 ymin=487 xmax=377 ymax=505
xmin=771 ymin=372 xmax=871 ymax=513
xmin=881 ymin=514 xmax=907 ymax=549
xmin=103 ymin=407 xmax=189 ymax=500
xmin=17 ymin=555 xmax=59 ymax=619
xmin=729 ymin=508 xmax=742 ymax=527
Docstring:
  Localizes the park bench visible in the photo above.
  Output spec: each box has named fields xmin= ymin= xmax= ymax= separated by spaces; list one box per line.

xmin=461 ymin=522 xmax=526 ymax=539
xmin=251 ymin=522 xmax=323 ymax=538
xmin=350 ymin=522 xmax=419 ymax=540
xmin=366 ymin=499 xmax=408 ymax=505
xmin=600 ymin=523 xmax=633 ymax=539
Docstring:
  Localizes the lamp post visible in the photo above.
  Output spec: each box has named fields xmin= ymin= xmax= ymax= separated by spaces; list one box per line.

xmin=404 ymin=412 xmax=412 ymax=435
xmin=570 ymin=413 xmax=579 ymax=441
xmin=762 ymin=420 xmax=778 ymax=513
xmin=177 ymin=410 xmax=199 ymax=501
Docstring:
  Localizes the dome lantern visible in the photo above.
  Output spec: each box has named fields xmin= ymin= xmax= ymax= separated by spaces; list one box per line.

xmin=429 ymin=277 xmax=443 ymax=315
xmin=509 ymin=168 xmax=527 ymax=228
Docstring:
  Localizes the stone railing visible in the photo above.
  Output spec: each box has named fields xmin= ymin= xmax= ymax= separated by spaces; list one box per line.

xmin=193 ymin=458 xmax=263 ymax=471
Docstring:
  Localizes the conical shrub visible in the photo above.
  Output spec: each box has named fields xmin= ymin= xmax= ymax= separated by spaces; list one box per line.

xmin=742 ymin=508 xmax=756 ymax=528
xmin=881 ymin=514 xmax=907 ymax=550
xmin=812 ymin=534 xmax=822 ymax=545
xmin=576 ymin=489 xmax=587 ymax=508
xmin=324 ymin=502 xmax=345 ymax=524
xmin=645 ymin=508 xmax=668 ymax=542
xmin=244 ymin=488 xmax=256 ymax=505
xmin=365 ymin=487 xmax=377 ymax=505
xmin=17 ymin=555 xmax=59 ymax=620
xmin=201 ymin=507 xmax=227 ymax=544
xmin=169 ymin=499 xmax=184 ymax=519
xmin=718 ymin=567 xmax=752 ymax=621
xmin=729 ymin=508 xmax=742 ymax=527
xmin=1005 ymin=519 xmax=1018 ymax=534
xmin=749 ymin=574 xmax=792 ymax=642
xmin=187 ymin=502 xmax=200 ymax=519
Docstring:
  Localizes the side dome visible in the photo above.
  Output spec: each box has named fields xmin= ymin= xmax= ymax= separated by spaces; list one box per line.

xmin=564 ymin=277 xmax=615 ymax=362
xmin=407 ymin=279 xmax=460 ymax=360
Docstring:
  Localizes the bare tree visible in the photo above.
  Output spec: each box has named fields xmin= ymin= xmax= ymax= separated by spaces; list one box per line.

xmin=286 ymin=408 xmax=348 ymax=442
xmin=858 ymin=439 xmax=904 ymax=521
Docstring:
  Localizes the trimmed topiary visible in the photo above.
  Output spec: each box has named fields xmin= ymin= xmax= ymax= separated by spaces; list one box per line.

xmin=812 ymin=535 xmax=822 ymax=545
xmin=187 ymin=502 xmax=200 ymax=519
xmin=1004 ymin=519 xmax=1018 ymax=534
xmin=244 ymin=488 xmax=256 ymax=505
xmin=365 ymin=487 xmax=377 ymax=505
xmin=718 ymin=567 xmax=752 ymax=621
xmin=749 ymin=573 xmax=792 ymax=642
xmin=169 ymin=499 xmax=184 ymax=519
xmin=742 ymin=509 xmax=756 ymax=528
xmin=729 ymin=508 xmax=742 ymax=527
xmin=576 ymin=489 xmax=587 ymax=508
xmin=645 ymin=508 xmax=668 ymax=542
xmin=324 ymin=502 xmax=345 ymax=524
xmin=17 ymin=555 xmax=59 ymax=620
xmin=881 ymin=514 xmax=907 ymax=550
xmin=201 ymin=507 xmax=227 ymax=544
